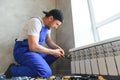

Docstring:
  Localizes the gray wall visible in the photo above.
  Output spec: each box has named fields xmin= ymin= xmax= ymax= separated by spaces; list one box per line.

xmin=52 ymin=0 xmax=75 ymax=75
xmin=0 ymin=0 xmax=56 ymax=73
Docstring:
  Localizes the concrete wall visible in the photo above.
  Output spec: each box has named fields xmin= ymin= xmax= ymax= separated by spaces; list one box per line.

xmin=0 ymin=0 xmax=56 ymax=73
xmin=52 ymin=0 xmax=75 ymax=75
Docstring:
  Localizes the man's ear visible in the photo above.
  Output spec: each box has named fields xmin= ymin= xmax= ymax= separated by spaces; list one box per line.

xmin=48 ymin=16 xmax=54 ymax=21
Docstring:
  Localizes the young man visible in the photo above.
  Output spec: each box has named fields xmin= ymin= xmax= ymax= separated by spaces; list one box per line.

xmin=5 ymin=9 xmax=65 ymax=78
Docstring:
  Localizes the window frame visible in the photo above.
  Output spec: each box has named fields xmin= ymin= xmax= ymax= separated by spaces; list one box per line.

xmin=87 ymin=0 xmax=120 ymax=42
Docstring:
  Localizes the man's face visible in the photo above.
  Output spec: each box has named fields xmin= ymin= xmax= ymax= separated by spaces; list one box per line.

xmin=47 ymin=16 xmax=62 ymax=29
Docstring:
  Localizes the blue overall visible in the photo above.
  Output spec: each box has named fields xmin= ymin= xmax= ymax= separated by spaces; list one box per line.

xmin=10 ymin=17 xmax=57 ymax=78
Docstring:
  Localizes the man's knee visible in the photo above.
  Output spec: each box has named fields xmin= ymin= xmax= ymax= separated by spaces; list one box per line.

xmin=37 ymin=68 xmax=52 ymax=78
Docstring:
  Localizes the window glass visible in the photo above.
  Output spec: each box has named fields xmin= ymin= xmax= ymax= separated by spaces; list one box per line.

xmin=91 ymin=0 xmax=120 ymax=23
xmin=71 ymin=0 xmax=120 ymax=48
xmin=98 ymin=19 xmax=120 ymax=40
xmin=71 ymin=0 xmax=94 ymax=47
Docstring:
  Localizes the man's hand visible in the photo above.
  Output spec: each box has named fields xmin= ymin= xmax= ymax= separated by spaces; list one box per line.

xmin=59 ymin=48 xmax=65 ymax=58
xmin=51 ymin=49 xmax=65 ymax=58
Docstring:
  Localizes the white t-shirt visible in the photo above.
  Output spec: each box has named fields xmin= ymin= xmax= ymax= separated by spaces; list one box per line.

xmin=17 ymin=17 xmax=50 ymax=41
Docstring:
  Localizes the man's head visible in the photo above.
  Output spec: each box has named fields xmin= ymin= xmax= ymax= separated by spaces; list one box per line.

xmin=43 ymin=9 xmax=64 ymax=29
xmin=43 ymin=9 xmax=64 ymax=23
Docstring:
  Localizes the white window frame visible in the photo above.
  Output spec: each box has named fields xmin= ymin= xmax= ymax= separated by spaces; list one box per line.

xmin=87 ymin=0 xmax=120 ymax=42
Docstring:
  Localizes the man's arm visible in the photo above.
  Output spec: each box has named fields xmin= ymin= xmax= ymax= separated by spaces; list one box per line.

xmin=28 ymin=35 xmax=64 ymax=58
xmin=45 ymin=34 xmax=65 ymax=57
xmin=45 ymin=34 xmax=60 ymax=49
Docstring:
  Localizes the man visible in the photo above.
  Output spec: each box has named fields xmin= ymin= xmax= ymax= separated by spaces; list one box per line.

xmin=4 ymin=9 xmax=65 ymax=78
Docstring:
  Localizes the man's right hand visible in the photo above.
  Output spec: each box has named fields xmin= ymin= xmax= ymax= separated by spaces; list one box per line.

xmin=51 ymin=49 xmax=64 ymax=58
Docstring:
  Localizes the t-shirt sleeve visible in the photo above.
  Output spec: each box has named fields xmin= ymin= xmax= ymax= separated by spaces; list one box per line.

xmin=48 ymin=30 xmax=51 ymax=34
xmin=27 ymin=18 xmax=42 ymax=37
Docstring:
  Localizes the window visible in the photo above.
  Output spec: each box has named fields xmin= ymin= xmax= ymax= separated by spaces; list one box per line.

xmin=71 ymin=0 xmax=120 ymax=47
xmin=98 ymin=19 xmax=120 ymax=40
xmin=71 ymin=0 xmax=94 ymax=47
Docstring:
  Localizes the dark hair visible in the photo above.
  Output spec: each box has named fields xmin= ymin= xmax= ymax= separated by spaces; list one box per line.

xmin=43 ymin=9 xmax=64 ymax=23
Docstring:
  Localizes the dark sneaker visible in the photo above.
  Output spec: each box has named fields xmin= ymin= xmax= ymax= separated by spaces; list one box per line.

xmin=4 ymin=63 xmax=15 ymax=79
